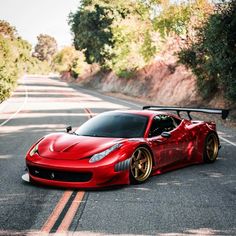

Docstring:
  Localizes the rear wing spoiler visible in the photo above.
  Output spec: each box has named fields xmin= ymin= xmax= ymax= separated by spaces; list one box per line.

xmin=143 ymin=106 xmax=229 ymax=120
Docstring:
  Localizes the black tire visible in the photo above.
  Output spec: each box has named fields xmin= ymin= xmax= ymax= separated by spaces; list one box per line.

xmin=203 ymin=132 xmax=219 ymax=163
xmin=130 ymin=146 xmax=153 ymax=184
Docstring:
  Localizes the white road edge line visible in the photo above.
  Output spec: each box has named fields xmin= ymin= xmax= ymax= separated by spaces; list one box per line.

xmin=0 ymin=76 xmax=28 ymax=127
xmin=219 ymin=136 xmax=236 ymax=147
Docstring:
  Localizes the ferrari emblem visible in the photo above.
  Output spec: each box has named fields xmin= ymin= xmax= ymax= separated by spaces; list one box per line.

xmin=50 ymin=172 xmax=55 ymax=179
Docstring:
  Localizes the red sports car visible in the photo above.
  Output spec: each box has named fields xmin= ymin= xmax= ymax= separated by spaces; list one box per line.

xmin=22 ymin=106 xmax=229 ymax=188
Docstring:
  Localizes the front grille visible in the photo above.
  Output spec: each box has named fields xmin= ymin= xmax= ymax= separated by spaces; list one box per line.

xmin=28 ymin=166 xmax=92 ymax=182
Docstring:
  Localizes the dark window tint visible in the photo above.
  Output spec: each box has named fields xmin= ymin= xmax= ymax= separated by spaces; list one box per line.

xmin=173 ymin=117 xmax=181 ymax=126
xmin=75 ymin=112 xmax=148 ymax=138
xmin=149 ymin=115 xmax=176 ymax=137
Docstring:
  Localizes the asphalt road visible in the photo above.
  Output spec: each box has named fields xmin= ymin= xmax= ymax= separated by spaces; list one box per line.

xmin=0 ymin=75 xmax=235 ymax=236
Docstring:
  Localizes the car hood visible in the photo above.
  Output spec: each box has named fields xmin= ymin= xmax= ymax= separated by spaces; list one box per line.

xmin=37 ymin=133 xmax=124 ymax=160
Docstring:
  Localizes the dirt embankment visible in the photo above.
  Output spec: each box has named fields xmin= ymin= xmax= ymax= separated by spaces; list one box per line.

xmin=77 ymin=62 xmax=199 ymax=106
xmin=73 ymin=38 xmax=200 ymax=106
xmin=61 ymin=38 xmax=235 ymax=120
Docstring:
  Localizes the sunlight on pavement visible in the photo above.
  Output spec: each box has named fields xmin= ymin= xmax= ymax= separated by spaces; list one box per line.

xmin=156 ymin=182 xmax=168 ymax=186
xmin=158 ymin=228 xmax=235 ymax=235
xmin=1 ymin=76 xmax=235 ymax=236
xmin=0 ymin=76 xmax=128 ymax=132
xmin=131 ymin=187 xmax=151 ymax=191
xmin=0 ymin=155 xmax=12 ymax=159
xmin=199 ymin=171 xmax=224 ymax=178
xmin=21 ymin=102 xmax=127 ymax=109
xmin=1 ymin=112 xmax=98 ymax=120
xmin=218 ymin=131 xmax=235 ymax=139
xmin=0 ymin=227 xmax=234 ymax=236
xmin=0 ymin=124 xmax=68 ymax=134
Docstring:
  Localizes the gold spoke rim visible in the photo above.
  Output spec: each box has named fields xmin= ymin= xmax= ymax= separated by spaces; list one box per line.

xmin=139 ymin=166 xmax=146 ymax=173
xmin=139 ymin=157 xmax=147 ymax=164
xmin=136 ymin=150 xmax=142 ymax=160
xmin=206 ymin=134 xmax=218 ymax=161
xmin=130 ymin=147 xmax=152 ymax=182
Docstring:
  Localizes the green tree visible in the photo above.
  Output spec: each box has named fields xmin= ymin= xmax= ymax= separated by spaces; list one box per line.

xmin=152 ymin=0 xmax=212 ymax=39
xmin=52 ymin=46 xmax=88 ymax=77
xmin=153 ymin=1 xmax=191 ymax=38
xmin=0 ymin=35 xmax=18 ymax=101
xmin=69 ymin=4 xmax=114 ymax=65
xmin=109 ymin=10 xmax=153 ymax=76
xmin=178 ymin=0 xmax=236 ymax=101
xmin=0 ymin=20 xmax=17 ymax=39
xmin=140 ymin=30 xmax=157 ymax=62
xmin=33 ymin=34 xmax=58 ymax=62
xmin=69 ymin=0 xmax=156 ymax=75
xmin=0 ymin=20 xmax=21 ymax=101
xmin=0 ymin=21 xmax=52 ymax=102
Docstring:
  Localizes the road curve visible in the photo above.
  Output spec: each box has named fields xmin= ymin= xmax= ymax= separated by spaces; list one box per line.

xmin=0 ymin=75 xmax=235 ymax=236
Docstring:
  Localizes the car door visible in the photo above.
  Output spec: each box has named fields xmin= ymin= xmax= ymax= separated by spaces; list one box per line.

xmin=163 ymin=121 xmax=189 ymax=166
xmin=148 ymin=115 xmax=189 ymax=168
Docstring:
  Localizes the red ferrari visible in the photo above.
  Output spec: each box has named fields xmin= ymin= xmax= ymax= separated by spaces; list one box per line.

xmin=23 ymin=106 xmax=229 ymax=188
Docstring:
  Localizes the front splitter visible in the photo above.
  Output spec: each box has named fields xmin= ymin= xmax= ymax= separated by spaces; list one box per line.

xmin=22 ymin=173 xmax=30 ymax=182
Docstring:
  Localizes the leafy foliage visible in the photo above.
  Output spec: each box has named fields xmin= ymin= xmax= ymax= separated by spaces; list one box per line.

xmin=178 ymin=0 xmax=236 ymax=101
xmin=140 ymin=30 xmax=157 ymax=63
xmin=0 ymin=21 xmax=51 ymax=102
xmin=69 ymin=0 xmax=214 ymax=77
xmin=67 ymin=0 xmax=236 ymax=102
xmin=33 ymin=34 xmax=58 ymax=62
xmin=0 ymin=20 xmax=17 ymax=39
xmin=69 ymin=4 xmax=114 ymax=65
xmin=0 ymin=35 xmax=18 ymax=101
xmin=152 ymin=0 xmax=212 ymax=40
xmin=153 ymin=2 xmax=191 ymax=38
xmin=69 ymin=0 xmax=156 ymax=75
xmin=52 ymin=46 xmax=88 ymax=77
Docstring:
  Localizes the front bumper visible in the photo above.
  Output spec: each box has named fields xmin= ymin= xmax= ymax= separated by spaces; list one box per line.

xmin=25 ymin=156 xmax=130 ymax=188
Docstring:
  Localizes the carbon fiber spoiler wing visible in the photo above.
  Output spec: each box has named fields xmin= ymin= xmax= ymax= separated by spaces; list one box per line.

xmin=143 ymin=106 xmax=229 ymax=120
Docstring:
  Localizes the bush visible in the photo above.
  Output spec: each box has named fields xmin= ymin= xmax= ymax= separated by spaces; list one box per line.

xmin=52 ymin=46 xmax=88 ymax=78
xmin=178 ymin=1 xmax=236 ymax=101
xmin=0 ymin=36 xmax=19 ymax=102
xmin=0 ymin=21 xmax=52 ymax=102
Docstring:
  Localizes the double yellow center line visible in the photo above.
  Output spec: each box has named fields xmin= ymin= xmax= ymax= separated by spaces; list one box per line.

xmin=41 ymin=191 xmax=85 ymax=233
xmin=41 ymin=108 xmax=94 ymax=234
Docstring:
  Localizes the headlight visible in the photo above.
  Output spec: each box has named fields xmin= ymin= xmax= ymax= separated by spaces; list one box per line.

xmin=29 ymin=144 xmax=39 ymax=157
xmin=89 ymin=143 xmax=122 ymax=163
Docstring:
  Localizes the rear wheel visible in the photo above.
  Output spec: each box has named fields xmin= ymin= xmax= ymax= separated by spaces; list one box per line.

xmin=203 ymin=132 xmax=219 ymax=163
xmin=130 ymin=146 xmax=153 ymax=184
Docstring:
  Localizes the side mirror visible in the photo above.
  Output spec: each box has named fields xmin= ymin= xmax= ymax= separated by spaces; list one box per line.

xmin=66 ymin=126 xmax=72 ymax=133
xmin=161 ymin=131 xmax=171 ymax=138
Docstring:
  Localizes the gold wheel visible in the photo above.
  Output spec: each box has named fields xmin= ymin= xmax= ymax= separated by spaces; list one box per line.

xmin=204 ymin=133 xmax=219 ymax=163
xmin=130 ymin=147 xmax=152 ymax=183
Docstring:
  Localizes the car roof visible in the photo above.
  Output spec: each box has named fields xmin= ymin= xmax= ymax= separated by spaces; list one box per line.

xmin=105 ymin=110 xmax=181 ymax=120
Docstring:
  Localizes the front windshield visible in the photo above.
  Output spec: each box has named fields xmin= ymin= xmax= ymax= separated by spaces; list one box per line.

xmin=75 ymin=112 xmax=148 ymax=138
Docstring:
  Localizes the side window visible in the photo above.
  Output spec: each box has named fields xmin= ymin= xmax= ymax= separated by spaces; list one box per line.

xmin=149 ymin=115 xmax=176 ymax=137
xmin=149 ymin=116 xmax=163 ymax=137
xmin=172 ymin=117 xmax=181 ymax=126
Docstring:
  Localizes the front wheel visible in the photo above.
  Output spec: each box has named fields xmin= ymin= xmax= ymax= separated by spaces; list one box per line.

xmin=130 ymin=146 xmax=153 ymax=184
xmin=203 ymin=132 xmax=219 ymax=163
